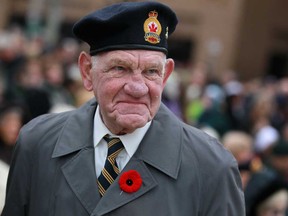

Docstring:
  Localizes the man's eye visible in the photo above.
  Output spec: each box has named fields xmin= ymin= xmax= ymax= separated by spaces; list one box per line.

xmin=113 ymin=66 xmax=125 ymax=71
xmin=146 ymin=69 xmax=159 ymax=75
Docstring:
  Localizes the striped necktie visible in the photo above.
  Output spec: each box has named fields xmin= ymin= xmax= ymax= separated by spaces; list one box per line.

xmin=97 ymin=135 xmax=124 ymax=196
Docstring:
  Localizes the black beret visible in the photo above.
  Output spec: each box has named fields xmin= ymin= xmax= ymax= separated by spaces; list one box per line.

xmin=72 ymin=1 xmax=178 ymax=55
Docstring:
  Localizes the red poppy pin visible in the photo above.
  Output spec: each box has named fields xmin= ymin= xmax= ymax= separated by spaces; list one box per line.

xmin=119 ymin=170 xmax=142 ymax=193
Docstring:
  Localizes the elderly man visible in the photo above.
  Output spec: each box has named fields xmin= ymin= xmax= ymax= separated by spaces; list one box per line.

xmin=3 ymin=2 xmax=245 ymax=216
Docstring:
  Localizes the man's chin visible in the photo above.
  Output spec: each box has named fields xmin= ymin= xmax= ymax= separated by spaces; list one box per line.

xmin=116 ymin=115 xmax=149 ymax=131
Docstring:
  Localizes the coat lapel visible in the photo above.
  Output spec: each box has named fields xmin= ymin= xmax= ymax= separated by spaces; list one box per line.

xmin=135 ymin=104 xmax=182 ymax=180
xmin=52 ymin=99 xmax=100 ymax=214
xmin=61 ymin=146 xmax=100 ymax=213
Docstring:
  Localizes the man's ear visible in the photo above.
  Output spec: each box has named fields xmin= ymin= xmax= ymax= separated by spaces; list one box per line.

xmin=162 ymin=58 xmax=174 ymax=87
xmin=78 ymin=51 xmax=93 ymax=91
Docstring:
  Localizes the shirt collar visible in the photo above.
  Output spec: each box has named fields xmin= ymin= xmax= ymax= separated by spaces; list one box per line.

xmin=93 ymin=106 xmax=151 ymax=158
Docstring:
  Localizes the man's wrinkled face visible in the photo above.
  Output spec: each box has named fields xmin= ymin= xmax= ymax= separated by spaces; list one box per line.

xmin=79 ymin=50 xmax=174 ymax=134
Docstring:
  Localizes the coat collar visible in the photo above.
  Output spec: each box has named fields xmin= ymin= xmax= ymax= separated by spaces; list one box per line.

xmin=52 ymin=99 xmax=96 ymax=158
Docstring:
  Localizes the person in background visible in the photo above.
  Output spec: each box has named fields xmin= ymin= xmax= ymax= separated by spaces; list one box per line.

xmin=2 ymin=2 xmax=245 ymax=215
xmin=41 ymin=59 xmax=74 ymax=110
xmin=267 ymin=140 xmax=288 ymax=184
xmin=5 ymin=58 xmax=51 ymax=121
xmin=0 ymin=104 xmax=23 ymax=214
xmin=249 ymin=87 xmax=279 ymax=162
xmin=222 ymin=130 xmax=257 ymax=189
xmin=0 ymin=104 xmax=24 ymax=165
xmin=184 ymin=62 xmax=208 ymax=125
xmin=245 ymin=170 xmax=288 ymax=216
xmin=162 ymin=71 xmax=183 ymax=119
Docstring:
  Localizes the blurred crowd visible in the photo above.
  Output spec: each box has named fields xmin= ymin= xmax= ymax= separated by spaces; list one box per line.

xmin=0 ymin=25 xmax=288 ymax=215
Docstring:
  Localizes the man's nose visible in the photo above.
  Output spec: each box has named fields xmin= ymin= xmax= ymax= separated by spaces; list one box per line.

xmin=124 ymin=73 xmax=149 ymax=97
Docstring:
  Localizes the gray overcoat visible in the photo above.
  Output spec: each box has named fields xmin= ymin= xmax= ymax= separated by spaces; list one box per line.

xmin=2 ymin=99 xmax=245 ymax=216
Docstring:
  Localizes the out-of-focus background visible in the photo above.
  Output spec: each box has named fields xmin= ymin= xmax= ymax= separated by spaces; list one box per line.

xmin=1 ymin=0 xmax=288 ymax=215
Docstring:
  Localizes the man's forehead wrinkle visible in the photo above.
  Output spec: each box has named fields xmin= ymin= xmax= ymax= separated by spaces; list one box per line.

xmin=105 ymin=53 xmax=164 ymax=71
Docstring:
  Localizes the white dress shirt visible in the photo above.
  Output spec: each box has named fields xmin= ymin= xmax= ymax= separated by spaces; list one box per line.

xmin=93 ymin=107 xmax=151 ymax=178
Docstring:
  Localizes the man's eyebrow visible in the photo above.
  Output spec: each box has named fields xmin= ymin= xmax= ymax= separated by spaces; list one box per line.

xmin=108 ymin=57 xmax=133 ymax=66
xmin=148 ymin=62 xmax=163 ymax=68
xmin=142 ymin=61 xmax=164 ymax=70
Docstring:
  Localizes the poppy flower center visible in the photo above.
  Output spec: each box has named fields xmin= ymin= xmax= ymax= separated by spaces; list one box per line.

xmin=126 ymin=179 xmax=133 ymax=186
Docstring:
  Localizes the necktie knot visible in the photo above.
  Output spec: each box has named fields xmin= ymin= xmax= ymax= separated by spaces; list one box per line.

xmin=104 ymin=135 xmax=124 ymax=159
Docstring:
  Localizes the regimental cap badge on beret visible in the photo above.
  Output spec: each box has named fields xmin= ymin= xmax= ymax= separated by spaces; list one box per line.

xmin=144 ymin=11 xmax=162 ymax=44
